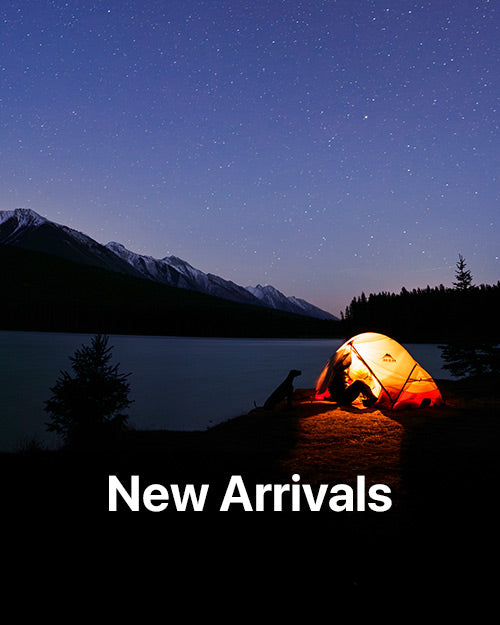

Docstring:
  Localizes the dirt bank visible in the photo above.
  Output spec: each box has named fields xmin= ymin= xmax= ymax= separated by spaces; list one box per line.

xmin=8 ymin=377 xmax=497 ymax=519
xmin=4 ymin=376 xmax=497 ymax=600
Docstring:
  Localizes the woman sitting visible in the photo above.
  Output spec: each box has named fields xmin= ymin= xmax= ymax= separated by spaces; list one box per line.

xmin=328 ymin=354 xmax=377 ymax=408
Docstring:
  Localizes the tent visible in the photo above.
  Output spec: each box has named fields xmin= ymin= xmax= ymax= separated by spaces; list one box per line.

xmin=315 ymin=332 xmax=443 ymax=410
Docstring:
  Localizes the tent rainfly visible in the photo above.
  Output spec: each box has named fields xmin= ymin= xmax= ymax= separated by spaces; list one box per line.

xmin=315 ymin=332 xmax=443 ymax=410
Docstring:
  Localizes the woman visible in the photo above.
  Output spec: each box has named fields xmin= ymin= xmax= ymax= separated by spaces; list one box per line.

xmin=328 ymin=353 xmax=377 ymax=407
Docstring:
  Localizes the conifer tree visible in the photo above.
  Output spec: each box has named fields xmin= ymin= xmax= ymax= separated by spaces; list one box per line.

xmin=45 ymin=334 xmax=133 ymax=447
xmin=453 ymin=253 xmax=473 ymax=291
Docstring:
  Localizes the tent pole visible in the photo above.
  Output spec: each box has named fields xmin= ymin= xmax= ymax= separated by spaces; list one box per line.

xmin=349 ymin=343 xmax=392 ymax=405
xmin=391 ymin=364 xmax=417 ymax=409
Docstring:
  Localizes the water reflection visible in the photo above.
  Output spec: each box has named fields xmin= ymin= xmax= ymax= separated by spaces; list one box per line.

xmin=0 ymin=331 xmax=454 ymax=451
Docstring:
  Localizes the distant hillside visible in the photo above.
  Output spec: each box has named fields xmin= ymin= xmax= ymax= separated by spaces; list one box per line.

xmin=0 ymin=208 xmax=337 ymax=321
xmin=0 ymin=244 xmax=341 ymax=338
xmin=0 ymin=208 xmax=143 ymax=278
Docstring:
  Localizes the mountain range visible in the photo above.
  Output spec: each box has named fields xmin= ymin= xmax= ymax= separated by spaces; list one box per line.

xmin=0 ymin=209 xmax=337 ymax=321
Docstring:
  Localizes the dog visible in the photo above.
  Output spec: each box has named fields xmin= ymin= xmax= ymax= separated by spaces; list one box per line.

xmin=263 ymin=369 xmax=302 ymax=410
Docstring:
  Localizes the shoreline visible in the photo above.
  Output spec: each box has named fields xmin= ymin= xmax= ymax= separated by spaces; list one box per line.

xmin=5 ymin=378 xmax=498 ymax=514
xmin=4 ymin=374 xmax=497 ymax=596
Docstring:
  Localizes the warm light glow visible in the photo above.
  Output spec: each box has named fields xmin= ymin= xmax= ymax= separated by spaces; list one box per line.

xmin=315 ymin=332 xmax=443 ymax=410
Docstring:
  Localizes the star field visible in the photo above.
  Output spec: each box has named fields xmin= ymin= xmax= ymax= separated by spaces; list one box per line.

xmin=1 ymin=0 xmax=498 ymax=315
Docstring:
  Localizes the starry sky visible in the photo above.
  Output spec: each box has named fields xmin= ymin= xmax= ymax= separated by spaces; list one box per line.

xmin=1 ymin=0 xmax=498 ymax=316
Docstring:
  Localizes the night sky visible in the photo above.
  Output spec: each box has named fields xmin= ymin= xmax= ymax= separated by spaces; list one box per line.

xmin=1 ymin=0 xmax=498 ymax=316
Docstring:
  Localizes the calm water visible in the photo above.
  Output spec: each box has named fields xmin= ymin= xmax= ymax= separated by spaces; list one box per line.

xmin=0 ymin=330 xmax=453 ymax=452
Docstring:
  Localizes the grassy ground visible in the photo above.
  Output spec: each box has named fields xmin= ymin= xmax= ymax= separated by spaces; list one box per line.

xmin=122 ymin=376 xmax=499 ymax=496
xmin=4 ymin=376 xmax=498 ymax=601
xmin=7 ymin=377 xmax=498 ymax=511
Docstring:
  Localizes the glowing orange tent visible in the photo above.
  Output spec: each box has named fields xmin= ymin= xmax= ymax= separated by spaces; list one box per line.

xmin=315 ymin=332 xmax=443 ymax=410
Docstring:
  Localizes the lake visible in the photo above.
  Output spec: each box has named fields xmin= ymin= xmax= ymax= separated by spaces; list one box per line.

xmin=0 ymin=330 xmax=454 ymax=452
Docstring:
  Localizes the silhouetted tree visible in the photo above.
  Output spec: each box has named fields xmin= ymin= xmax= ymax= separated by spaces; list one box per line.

xmin=453 ymin=253 xmax=473 ymax=291
xmin=45 ymin=334 xmax=133 ymax=447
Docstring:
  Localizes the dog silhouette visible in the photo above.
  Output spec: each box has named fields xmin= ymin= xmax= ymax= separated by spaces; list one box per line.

xmin=263 ymin=369 xmax=302 ymax=410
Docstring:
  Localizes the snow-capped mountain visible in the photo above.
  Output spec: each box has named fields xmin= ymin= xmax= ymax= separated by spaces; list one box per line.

xmin=0 ymin=208 xmax=47 ymax=231
xmin=106 ymin=243 xmax=336 ymax=319
xmin=246 ymin=285 xmax=336 ymax=320
xmin=106 ymin=241 xmax=262 ymax=307
xmin=0 ymin=208 xmax=337 ymax=320
xmin=0 ymin=208 xmax=144 ymax=278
